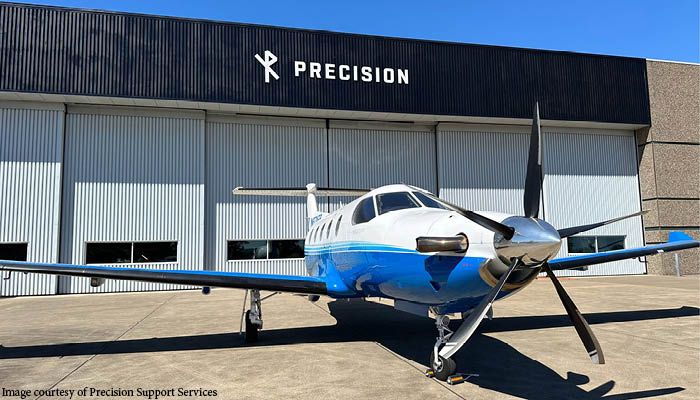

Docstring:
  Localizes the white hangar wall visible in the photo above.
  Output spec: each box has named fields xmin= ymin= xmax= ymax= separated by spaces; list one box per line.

xmin=327 ymin=121 xmax=438 ymax=211
xmin=0 ymin=102 xmax=64 ymax=296
xmin=58 ymin=106 xmax=205 ymax=293
xmin=437 ymin=123 xmax=645 ymax=276
xmin=205 ymin=115 xmax=327 ymax=276
xmin=0 ymin=101 xmax=647 ymax=296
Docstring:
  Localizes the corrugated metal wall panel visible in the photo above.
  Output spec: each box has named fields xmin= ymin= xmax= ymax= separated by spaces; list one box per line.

xmin=544 ymin=130 xmax=645 ymax=276
xmin=328 ymin=124 xmax=437 ymax=205
xmin=437 ymin=127 xmax=528 ymax=214
xmin=437 ymin=124 xmax=644 ymax=276
xmin=0 ymin=105 xmax=63 ymax=296
xmin=0 ymin=3 xmax=650 ymax=124
xmin=205 ymin=118 xmax=326 ymax=274
xmin=59 ymin=108 xmax=205 ymax=293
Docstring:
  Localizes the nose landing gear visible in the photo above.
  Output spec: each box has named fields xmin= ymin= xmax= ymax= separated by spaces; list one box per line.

xmin=425 ymin=314 xmax=457 ymax=381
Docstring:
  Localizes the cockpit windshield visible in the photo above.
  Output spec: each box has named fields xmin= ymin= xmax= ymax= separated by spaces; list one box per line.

xmin=412 ymin=191 xmax=451 ymax=210
xmin=376 ymin=192 xmax=419 ymax=215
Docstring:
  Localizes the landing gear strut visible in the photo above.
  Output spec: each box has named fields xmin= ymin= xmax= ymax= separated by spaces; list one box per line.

xmin=425 ymin=314 xmax=457 ymax=381
xmin=239 ymin=290 xmax=279 ymax=343
xmin=244 ymin=290 xmax=262 ymax=343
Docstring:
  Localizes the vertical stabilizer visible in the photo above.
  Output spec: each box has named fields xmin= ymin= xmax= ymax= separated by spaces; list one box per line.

xmin=305 ymin=183 xmax=325 ymax=226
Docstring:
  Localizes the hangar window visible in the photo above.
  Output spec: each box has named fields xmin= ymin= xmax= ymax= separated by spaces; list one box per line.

xmin=228 ymin=239 xmax=304 ymax=260
xmin=86 ymin=242 xmax=132 ymax=264
xmin=352 ymin=197 xmax=376 ymax=225
xmin=228 ymin=240 xmax=268 ymax=260
xmin=376 ymin=192 xmax=419 ymax=215
xmin=567 ymin=236 xmax=625 ymax=254
xmin=412 ymin=192 xmax=449 ymax=210
xmin=86 ymin=242 xmax=178 ymax=264
xmin=269 ymin=240 xmax=305 ymax=259
xmin=133 ymin=242 xmax=178 ymax=263
xmin=0 ymin=243 xmax=28 ymax=261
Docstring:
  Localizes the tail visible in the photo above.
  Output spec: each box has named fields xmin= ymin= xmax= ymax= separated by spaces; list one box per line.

xmin=232 ymin=183 xmax=369 ymax=226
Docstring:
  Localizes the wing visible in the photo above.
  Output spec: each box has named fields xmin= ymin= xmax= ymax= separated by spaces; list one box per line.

xmin=548 ymin=231 xmax=699 ymax=271
xmin=0 ymin=261 xmax=326 ymax=295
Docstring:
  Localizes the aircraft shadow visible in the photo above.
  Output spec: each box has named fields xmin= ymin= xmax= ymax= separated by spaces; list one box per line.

xmin=1 ymin=300 xmax=695 ymax=399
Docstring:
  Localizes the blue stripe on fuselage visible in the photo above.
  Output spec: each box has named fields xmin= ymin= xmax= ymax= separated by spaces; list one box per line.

xmin=305 ymin=241 xmax=493 ymax=310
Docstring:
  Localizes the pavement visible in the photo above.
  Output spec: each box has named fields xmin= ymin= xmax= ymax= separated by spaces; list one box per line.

xmin=0 ymin=275 xmax=698 ymax=400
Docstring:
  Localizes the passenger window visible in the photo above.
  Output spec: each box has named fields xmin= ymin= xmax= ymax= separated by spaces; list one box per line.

xmin=325 ymin=220 xmax=332 ymax=239
xmin=335 ymin=216 xmax=343 ymax=236
xmin=376 ymin=192 xmax=419 ymax=215
xmin=413 ymin=191 xmax=449 ymax=210
xmin=352 ymin=198 xmax=376 ymax=225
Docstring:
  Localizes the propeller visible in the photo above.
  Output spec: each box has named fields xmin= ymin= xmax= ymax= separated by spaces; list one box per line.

xmin=438 ymin=198 xmax=515 ymax=240
xmin=557 ymin=210 xmax=647 ymax=238
xmin=523 ymin=102 xmax=543 ymax=218
xmin=543 ymin=263 xmax=604 ymax=363
xmin=431 ymin=101 xmax=643 ymax=364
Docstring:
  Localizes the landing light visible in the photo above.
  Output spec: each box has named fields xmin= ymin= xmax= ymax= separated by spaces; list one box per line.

xmin=416 ymin=235 xmax=469 ymax=253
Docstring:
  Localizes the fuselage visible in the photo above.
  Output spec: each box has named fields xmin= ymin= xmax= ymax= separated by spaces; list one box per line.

xmin=303 ymin=184 xmax=542 ymax=314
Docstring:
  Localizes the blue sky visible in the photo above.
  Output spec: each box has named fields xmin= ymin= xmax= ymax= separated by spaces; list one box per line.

xmin=16 ymin=0 xmax=700 ymax=62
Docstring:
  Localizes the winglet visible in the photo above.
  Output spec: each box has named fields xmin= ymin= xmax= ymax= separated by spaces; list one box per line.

xmin=668 ymin=231 xmax=694 ymax=242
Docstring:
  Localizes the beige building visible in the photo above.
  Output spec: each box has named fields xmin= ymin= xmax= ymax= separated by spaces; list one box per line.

xmin=638 ymin=60 xmax=699 ymax=274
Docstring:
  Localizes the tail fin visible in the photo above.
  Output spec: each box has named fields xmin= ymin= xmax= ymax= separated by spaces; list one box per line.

xmin=232 ymin=184 xmax=369 ymax=226
xmin=668 ymin=231 xmax=694 ymax=242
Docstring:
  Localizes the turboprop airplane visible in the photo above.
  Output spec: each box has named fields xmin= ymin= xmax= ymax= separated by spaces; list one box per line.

xmin=1 ymin=103 xmax=698 ymax=383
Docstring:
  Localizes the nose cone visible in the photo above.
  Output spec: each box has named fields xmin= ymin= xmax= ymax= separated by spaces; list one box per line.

xmin=494 ymin=217 xmax=561 ymax=265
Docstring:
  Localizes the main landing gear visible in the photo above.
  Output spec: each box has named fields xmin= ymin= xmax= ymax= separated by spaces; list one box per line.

xmin=239 ymin=289 xmax=279 ymax=343
xmin=425 ymin=315 xmax=458 ymax=381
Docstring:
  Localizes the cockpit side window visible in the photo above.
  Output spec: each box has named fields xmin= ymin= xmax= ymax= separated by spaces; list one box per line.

xmin=412 ymin=191 xmax=449 ymax=210
xmin=352 ymin=197 xmax=376 ymax=225
xmin=376 ymin=192 xmax=419 ymax=215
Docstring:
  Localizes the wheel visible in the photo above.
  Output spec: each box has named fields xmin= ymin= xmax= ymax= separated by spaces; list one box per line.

xmin=244 ymin=310 xmax=259 ymax=343
xmin=429 ymin=351 xmax=457 ymax=381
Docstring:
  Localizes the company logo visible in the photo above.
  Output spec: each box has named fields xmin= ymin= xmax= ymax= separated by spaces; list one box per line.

xmin=254 ymin=50 xmax=279 ymax=83
xmin=254 ymin=51 xmax=409 ymax=85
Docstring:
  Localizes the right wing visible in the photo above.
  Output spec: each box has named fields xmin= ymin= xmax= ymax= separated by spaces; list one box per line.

xmin=0 ymin=261 xmax=327 ymax=295
xmin=548 ymin=231 xmax=699 ymax=271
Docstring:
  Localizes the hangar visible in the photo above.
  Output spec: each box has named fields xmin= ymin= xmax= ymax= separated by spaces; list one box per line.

xmin=0 ymin=2 xmax=697 ymax=296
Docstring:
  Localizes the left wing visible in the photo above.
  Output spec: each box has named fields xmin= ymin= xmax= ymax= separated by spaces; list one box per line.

xmin=548 ymin=231 xmax=699 ymax=271
xmin=0 ymin=261 xmax=326 ymax=295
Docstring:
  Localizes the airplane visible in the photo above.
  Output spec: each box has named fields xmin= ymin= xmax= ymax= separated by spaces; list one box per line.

xmin=1 ymin=103 xmax=698 ymax=383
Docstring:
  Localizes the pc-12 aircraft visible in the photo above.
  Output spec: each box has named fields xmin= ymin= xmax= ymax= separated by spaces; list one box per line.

xmin=1 ymin=103 xmax=698 ymax=383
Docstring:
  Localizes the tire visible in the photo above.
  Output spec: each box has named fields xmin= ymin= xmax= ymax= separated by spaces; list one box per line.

xmin=430 ymin=351 xmax=457 ymax=381
xmin=244 ymin=310 xmax=259 ymax=343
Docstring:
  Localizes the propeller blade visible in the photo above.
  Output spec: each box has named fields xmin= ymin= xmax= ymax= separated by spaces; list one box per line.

xmin=543 ymin=264 xmax=605 ymax=364
xmin=439 ymin=258 xmax=521 ymax=359
xmin=557 ymin=211 xmax=647 ymax=238
xmin=523 ymin=102 xmax=543 ymax=218
xmin=439 ymin=199 xmax=515 ymax=240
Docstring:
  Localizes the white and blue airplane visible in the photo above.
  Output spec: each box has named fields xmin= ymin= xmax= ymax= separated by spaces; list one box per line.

xmin=1 ymin=103 xmax=697 ymax=382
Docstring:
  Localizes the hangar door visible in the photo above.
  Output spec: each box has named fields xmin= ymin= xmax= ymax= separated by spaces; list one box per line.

xmin=0 ymin=102 xmax=64 ymax=296
xmin=328 ymin=120 xmax=437 ymax=207
xmin=205 ymin=115 xmax=327 ymax=276
xmin=437 ymin=123 xmax=645 ymax=276
xmin=59 ymin=106 xmax=205 ymax=294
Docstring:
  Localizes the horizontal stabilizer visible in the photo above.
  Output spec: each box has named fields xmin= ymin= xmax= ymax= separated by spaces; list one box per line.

xmin=233 ymin=187 xmax=369 ymax=197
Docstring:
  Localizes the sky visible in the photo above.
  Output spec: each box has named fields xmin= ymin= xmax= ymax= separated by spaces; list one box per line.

xmin=14 ymin=0 xmax=700 ymax=62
